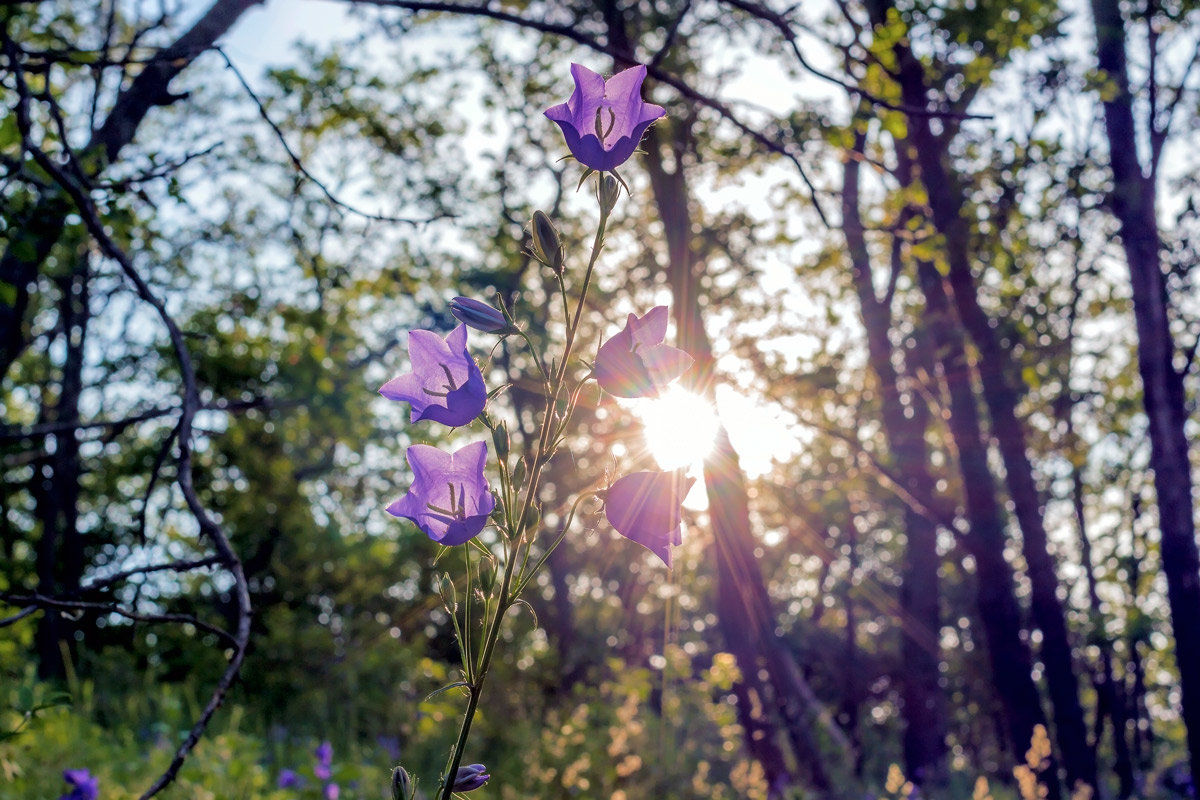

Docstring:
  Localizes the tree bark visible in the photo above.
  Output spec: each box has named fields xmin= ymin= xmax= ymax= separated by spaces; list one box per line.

xmin=1089 ymin=0 xmax=1200 ymax=780
xmin=639 ymin=113 xmax=859 ymax=793
xmin=914 ymin=255 xmax=1058 ymax=799
xmin=32 ymin=252 xmax=89 ymax=680
xmin=842 ymin=134 xmax=948 ymax=787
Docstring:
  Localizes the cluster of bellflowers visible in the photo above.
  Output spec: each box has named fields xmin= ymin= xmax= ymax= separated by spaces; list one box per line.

xmin=379 ymin=64 xmax=693 ymax=800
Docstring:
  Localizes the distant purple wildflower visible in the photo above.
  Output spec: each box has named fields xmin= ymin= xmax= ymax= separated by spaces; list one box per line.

xmin=324 ymin=783 xmax=340 ymax=800
xmin=314 ymin=741 xmax=333 ymax=780
xmin=387 ymin=441 xmax=495 ymax=545
xmin=595 ymin=306 xmax=693 ymax=398
xmin=450 ymin=764 xmax=490 ymax=792
xmin=277 ymin=768 xmax=302 ymax=789
xmin=604 ymin=470 xmax=694 ymax=567
xmin=59 ymin=769 xmax=99 ymax=800
xmin=545 ymin=64 xmax=665 ymax=172
xmin=380 ymin=324 xmax=486 ymax=427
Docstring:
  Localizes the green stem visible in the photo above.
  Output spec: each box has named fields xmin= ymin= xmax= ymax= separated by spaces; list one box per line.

xmin=436 ymin=197 xmax=611 ymax=800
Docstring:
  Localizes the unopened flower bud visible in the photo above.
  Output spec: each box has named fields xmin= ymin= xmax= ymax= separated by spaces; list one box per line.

xmin=529 ymin=211 xmax=564 ymax=274
xmin=391 ymin=767 xmax=411 ymax=800
xmin=449 ymin=296 xmax=514 ymax=334
xmin=492 ymin=422 xmax=509 ymax=460
xmin=511 ymin=457 xmax=527 ymax=491
xmin=523 ymin=503 xmax=541 ymax=533
xmin=598 ymin=174 xmax=620 ymax=214
xmin=450 ymin=764 xmax=490 ymax=792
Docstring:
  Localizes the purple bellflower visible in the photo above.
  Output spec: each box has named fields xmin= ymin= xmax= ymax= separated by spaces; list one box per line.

xmin=605 ymin=470 xmax=694 ymax=567
xmin=314 ymin=741 xmax=333 ymax=780
xmin=595 ymin=306 xmax=693 ymax=398
xmin=380 ymin=324 xmax=486 ymax=427
xmin=450 ymin=764 xmax=491 ymax=792
xmin=277 ymin=769 xmax=302 ymax=789
xmin=450 ymin=297 xmax=512 ymax=334
xmin=388 ymin=441 xmax=496 ymax=546
xmin=59 ymin=769 xmax=99 ymax=800
xmin=544 ymin=63 xmax=665 ymax=172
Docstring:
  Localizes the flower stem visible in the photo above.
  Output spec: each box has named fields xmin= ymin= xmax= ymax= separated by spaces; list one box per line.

xmin=437 ymin=194 xmax=611 ymax=800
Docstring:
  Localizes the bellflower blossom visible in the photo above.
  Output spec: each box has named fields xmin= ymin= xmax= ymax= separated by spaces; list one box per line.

xmin=605 ymin=470 xmax=694 ymax=568
xmin=595 ymin=306 xmax=693 ymax=398
xmin=387 ymin=441 xmax=495 ymax=546
xmin=59 ymin=769 xmax=99 ymax=800
xmin=277 ymin=769 xmax=302 ymax=789
xmin=450 ymin=764 xmax=490 ymax=792
xmin=314 ymin=741 xmax=334 ymax=780
xmin=380 ymin=324 xmax=486 ymax=427
xmin=544 ymin=63 xmax=665 ymax=172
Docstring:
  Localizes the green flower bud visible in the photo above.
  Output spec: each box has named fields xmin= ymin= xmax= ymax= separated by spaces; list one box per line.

xmin=523 ymin=503 xmax=541 ymax=534
xmin=511 ymin=457 xmax=527 ymax=492
xmin=529 ymin=210 xmax=564 ymax=275
xmin=598 ymin=174 xmax=620 ymax=215
xmin=492 ymin=422 xmax=509 ymax=461
xmin=391 ymin=766 xmax=411 ymax=800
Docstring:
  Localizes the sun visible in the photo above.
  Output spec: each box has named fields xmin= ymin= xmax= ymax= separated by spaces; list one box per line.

xmin=636 ymin=385 xmax=720 ymax=470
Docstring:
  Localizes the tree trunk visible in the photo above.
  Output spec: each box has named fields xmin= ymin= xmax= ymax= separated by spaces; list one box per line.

xmin=641 ymin=117 xmax=857 ymax=794
xmin=32 ymin=252 xmax=90 ymax=680
xmin=842 ymin=134 xmax=948 ymax=787
xmin=913 ymin=256 xmax=1059 ymax=799
xmin=1089 ymin=0 xmax=1200 ymax=779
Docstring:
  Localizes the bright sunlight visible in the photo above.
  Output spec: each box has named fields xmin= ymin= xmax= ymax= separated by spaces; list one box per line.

xmin=637 ymin=385 xmax=720 ymax=470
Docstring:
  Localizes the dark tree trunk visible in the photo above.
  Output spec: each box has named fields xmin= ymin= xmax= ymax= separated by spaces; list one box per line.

xmin=642 ymin=118 xmax=853 ymax=794
xmin=1090 ymin=0 xmax=1200 ymax=779
xmin=842 ymin=135 xmax=948 ymax=787
xmin=913 ymin=256 xmax=1059 ymax=799
xmin=32 ymin=253 xmax=90 ymax=680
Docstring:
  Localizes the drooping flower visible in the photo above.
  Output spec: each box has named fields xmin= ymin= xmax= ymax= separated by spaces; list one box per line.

xmin=450 ymin=764 xmax=491 ymax=792
xmin=450 ymin=297 xmax=513 ymax=334
xmin=544 ymin=63 xmax=665 ymax=172
xmin=59 ymin=769 xmax=99 ymax=800
xmin=387 ymin=441 xmax=495 ymax=546
xmin=314 ymin=741 xmax=333 ymax=780
xmin=604 ymin=470 xmax=694 ymax=567
xmin=380 ymin=324 xmax=486 ymax=427
xmin=595 ymin=306 xmax=693 ymax=398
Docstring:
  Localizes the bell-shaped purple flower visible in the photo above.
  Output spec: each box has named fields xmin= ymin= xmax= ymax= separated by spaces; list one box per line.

xmin=314 ymin=741 xmax=333 ymax=780
xmin=544 ymin=63 xmax=666 ymax=172
xmin=388 ymin=441 xmax=496 ymax=546
xmin=59 ymin=769 xmax=99 ymax=800
xmin=450 ymin=297 xmax=513 ymax=334
xmin=277 ymin=768 xmax=302 ymax=789
xmin=605 ymin=470 xmax=694 ymax=567
xmin=380 ymin=324 xmax=487 ymax=427
xmin=450 ymin=764 xmax=490 ymax=792
xmin=595 ymin=306 xmax=693 ymax=398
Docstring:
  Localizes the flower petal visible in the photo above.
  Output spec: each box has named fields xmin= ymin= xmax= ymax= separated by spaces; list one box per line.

xmin=605 ymin=470 xmax=694 ymax=567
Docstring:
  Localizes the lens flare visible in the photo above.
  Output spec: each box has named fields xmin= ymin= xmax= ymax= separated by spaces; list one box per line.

xmin=637 ymin=385 xmax=719 ymax=470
